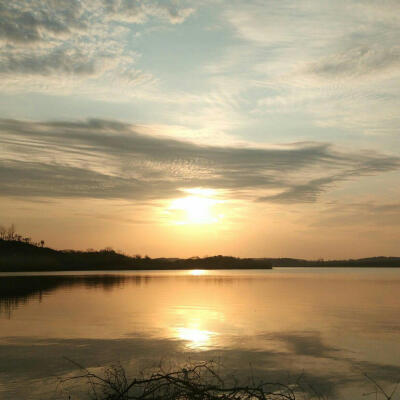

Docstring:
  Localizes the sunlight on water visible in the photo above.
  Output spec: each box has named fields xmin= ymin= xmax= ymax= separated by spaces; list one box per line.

xmin=2 ymin=269 xmax=400 ymax=400
xmin=175 ymin=327 xmax=215 ymax=349
xmin=169 ymin=304 xmax=221 ymax=349
xmin=188 ymin=269 xmax=207 ymax=276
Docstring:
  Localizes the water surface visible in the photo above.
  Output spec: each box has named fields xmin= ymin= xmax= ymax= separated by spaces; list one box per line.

xmin=1 ymin=268 xmax=400 ymax=399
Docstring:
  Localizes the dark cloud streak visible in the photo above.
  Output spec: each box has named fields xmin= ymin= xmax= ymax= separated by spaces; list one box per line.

xmin=1 ymin=119 xmax=399 ymax=203
xmin=0 ymin=48 xmax=98 ymax=76
xmin=307 ymin=46 xmax=400 ymax=80
xmin=0 ymin=0 xmax=84 ymax=44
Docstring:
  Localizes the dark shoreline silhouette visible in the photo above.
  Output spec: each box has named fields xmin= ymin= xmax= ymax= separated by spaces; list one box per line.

xmin=0 ymin=238 xmax=272 ymax=272
xmin=1 ymin=238 xmax=400 ymax=272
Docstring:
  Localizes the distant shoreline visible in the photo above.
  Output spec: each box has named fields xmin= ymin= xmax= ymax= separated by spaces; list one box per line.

xmin=0 ymin=265 xmax=274 ymax=273
xmin=0 ymin=238 xmax=273 ymax=272
xmin=1 ymin=238 xmax=400 ymax=272
xmin=3 ymin=265 xmax=400 ymax=273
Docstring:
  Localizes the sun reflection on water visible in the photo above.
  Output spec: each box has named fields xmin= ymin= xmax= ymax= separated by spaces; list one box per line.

xmin=170 ymin=305 xmax=221 ymax=349
xmin=188 ymin=269 xmax=207 ymax=276
xmin=175 ymin=327 xmax=215 ymax=349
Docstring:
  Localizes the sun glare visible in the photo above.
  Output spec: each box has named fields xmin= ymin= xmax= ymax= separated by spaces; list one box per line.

xmin=166 ymin=188 xmax=224 ymax=225
xmin=189 ymin=269 xmax=207 ymax=276
xmin=175 ymin=327 xmax=214 ymax=349
xmin=170 ymin=305 xmax=221 ymax=350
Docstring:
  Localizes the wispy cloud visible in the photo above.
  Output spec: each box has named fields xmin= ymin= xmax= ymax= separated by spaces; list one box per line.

xmin=105 ymin=0 xmax=195 ymax=24
xmin=0 ymin=0 xmax=85 ymax=45
xmin=220 ymin=0 xmax=400 ymax=135
xmin=305 ymin=46 xmax=400 ymax=81
xmin=0 ymin=48 xmax=101 ymax=76
xmin=311 ymin=201 xmax=400 ymax=228
xmin=0 ymin=0 xmax=194 ymax=96
xmin=1 ymin=119 xmax=399 ymax=203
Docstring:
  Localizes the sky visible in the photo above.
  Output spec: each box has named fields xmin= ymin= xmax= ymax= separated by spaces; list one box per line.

xmin=1 ymin=0 xmax=400 ymax=259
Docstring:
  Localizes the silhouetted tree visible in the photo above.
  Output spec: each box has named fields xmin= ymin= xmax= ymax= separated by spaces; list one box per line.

xmin=7 ymin=224 xmax=16 ymax=240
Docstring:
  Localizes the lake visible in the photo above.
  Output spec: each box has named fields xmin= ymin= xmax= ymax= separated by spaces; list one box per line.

xmin=1 ymin=268 xmax=400 ymax=399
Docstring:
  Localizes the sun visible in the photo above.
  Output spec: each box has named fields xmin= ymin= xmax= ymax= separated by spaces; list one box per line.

xmin=167 ymin=188 xmax=224 ymax=225
xmin=170 ymin=196 xmax=215 ymax=224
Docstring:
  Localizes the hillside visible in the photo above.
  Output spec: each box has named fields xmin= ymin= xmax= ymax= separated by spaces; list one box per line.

xmin=1 ymin=237 xmax=400 ymax=272
xmin=262 ymin=256 xmax=400 ymax=268
xmin=0 ymin=239 xmax=272 ymax=271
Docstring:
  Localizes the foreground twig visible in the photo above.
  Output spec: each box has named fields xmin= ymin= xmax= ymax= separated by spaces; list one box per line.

xmin=59 ymin=361 xmax=301 ymax=400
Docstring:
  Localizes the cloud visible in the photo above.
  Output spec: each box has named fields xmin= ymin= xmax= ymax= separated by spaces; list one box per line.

xmin=311 ymin=201 xmax=400 ymax=228
xmin=105 ymin=0 xmax=195 ymax=24
xmin=1 ymin=118 xmax=399 ymax=203
xmin=257 ymin=149 xmax=400 ymax=204
xmin=0 ymin=48 xmax=101 ymax=77
xmin=305 ymin=46 xmax=400 ymax=81
xmin=0 ymin=0 xmax=117 ymax=91
xmin=0 ymin=0 xmax=84 ymax=45
xmin=0 ymin=0 xmax=193 ymax=46
xmin=221 ymin=0 xmax=400 ymax=135
xmin=257 ymin=176 xmax=340 ymax=204
xmin=0 ymin=0 xmax=192 ymax=96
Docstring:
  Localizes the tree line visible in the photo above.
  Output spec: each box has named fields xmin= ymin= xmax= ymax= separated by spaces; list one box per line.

xmin=0 ymin=224 xmax=45 ymax=247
